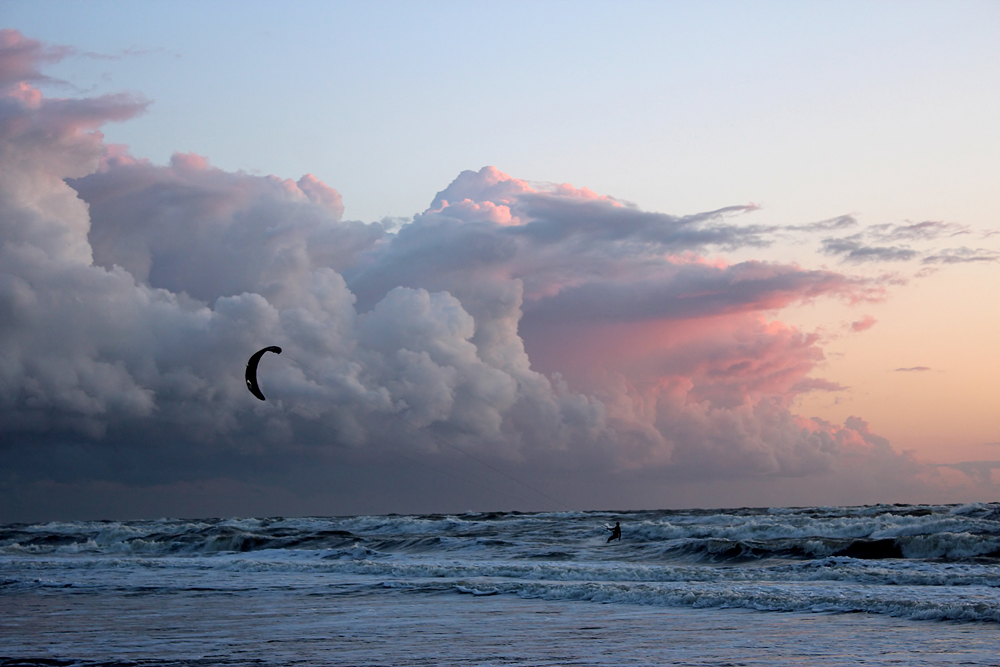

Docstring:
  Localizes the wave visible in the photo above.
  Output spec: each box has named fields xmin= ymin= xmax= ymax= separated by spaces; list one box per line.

xmin=0 ymin=518 xmax=359 ymax=556
xmin=4 ymin=504 xmax=1000 ymax=627
xmin=446 ymin=578 xmax=1000 ymax=624
xmin=2 ymin=504 xmax=999 ymax=564
xmin=7 ymin=546 xmax=1000 ymax=591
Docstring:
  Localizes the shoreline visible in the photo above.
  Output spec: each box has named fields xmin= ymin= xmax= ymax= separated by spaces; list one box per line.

xmin=5 ymin=588 xmax=997 ymax=666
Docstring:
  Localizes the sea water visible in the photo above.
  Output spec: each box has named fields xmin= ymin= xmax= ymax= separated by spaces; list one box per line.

xmin=2 ymin=503 xmax=999 ymax=665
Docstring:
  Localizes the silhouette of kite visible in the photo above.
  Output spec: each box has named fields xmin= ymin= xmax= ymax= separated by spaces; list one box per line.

xmin=245 ymin=346 xmax=282 ymax=400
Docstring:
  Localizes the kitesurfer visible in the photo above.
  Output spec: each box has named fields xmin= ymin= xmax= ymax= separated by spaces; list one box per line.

xmin=606 ymin=521 xmax=621 ymax=543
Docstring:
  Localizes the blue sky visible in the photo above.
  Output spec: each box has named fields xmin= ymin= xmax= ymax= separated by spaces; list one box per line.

xmin=8 ymin=1 xmax=999 ymax=223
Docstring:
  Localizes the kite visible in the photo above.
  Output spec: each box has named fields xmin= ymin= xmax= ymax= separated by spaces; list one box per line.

xmin=245 ymin=346 xmax=282 ymax=400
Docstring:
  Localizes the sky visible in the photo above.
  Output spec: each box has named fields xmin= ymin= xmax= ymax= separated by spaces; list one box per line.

xmin=1 ymin=1 xmax=998 ymax=521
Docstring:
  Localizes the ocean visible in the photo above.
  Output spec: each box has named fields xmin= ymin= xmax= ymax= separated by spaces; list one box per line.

xmin=2 ymin=503 xmax=999 ymax=666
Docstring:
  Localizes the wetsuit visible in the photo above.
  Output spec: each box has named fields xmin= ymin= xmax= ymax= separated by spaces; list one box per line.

xmin=606 ymin=523 xmax=621 ymax=543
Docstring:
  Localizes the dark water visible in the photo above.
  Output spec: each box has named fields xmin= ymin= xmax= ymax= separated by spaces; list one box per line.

xmin=3 ymin=503 xmax=1000 ymax=665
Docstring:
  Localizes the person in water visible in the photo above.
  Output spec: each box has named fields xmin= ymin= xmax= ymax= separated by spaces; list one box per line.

xmin=606 ymin=521 xmax=621 ymax=543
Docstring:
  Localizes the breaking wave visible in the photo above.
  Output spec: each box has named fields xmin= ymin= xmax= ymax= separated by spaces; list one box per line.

xmin=3 ymin=503 xmax=999 ymax=624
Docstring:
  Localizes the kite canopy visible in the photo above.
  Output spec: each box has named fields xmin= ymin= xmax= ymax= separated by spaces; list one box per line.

xmin=245 ymin=346 xmax=282 ymax=400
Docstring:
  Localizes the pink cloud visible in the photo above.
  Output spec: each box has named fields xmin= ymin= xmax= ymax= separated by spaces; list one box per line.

xmin=546 ymin=181 xmax=619 ymax=203
xmin=523 ymin=314 xmax=830 ymax=408
xmin=170 ymin=151 xmax=211 ymax=171
xmin=435 ymin=198 xmax=517 ymax=225
xmin=0 ymin=29 xmax=73 ymax=89
xmin=851 ymin=315 xmax=877 ymax=332
xmin=297 ymin=173 xmax=345 ymax=212
xmin=789 ymin=378 xmax=848 ymax=393
xmin=73 ymin=150 xmax=359 ymax=304
xmin=429 ymin=166 xmax=535 ymax=213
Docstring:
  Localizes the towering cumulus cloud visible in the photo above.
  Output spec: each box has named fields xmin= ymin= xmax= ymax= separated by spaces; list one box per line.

xmin=0 ymin=31 xmax=928 ymax=519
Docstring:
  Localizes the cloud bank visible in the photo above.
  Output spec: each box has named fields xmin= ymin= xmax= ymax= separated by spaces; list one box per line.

xmin=0 ymin=31 xmax=962 ymax=520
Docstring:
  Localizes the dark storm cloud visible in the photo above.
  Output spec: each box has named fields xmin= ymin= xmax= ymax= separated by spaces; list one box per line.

xmin=519 ymin=261 xmax=861 ymax=325
xmin=351 ymin=168 xmax=870 ymax=324
xmin=0 ymin=34 xmax=937 ymax=519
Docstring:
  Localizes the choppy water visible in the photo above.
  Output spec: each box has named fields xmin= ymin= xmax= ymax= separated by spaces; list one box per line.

xmin=3 ymin=503 xmax=1000 ymax=665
